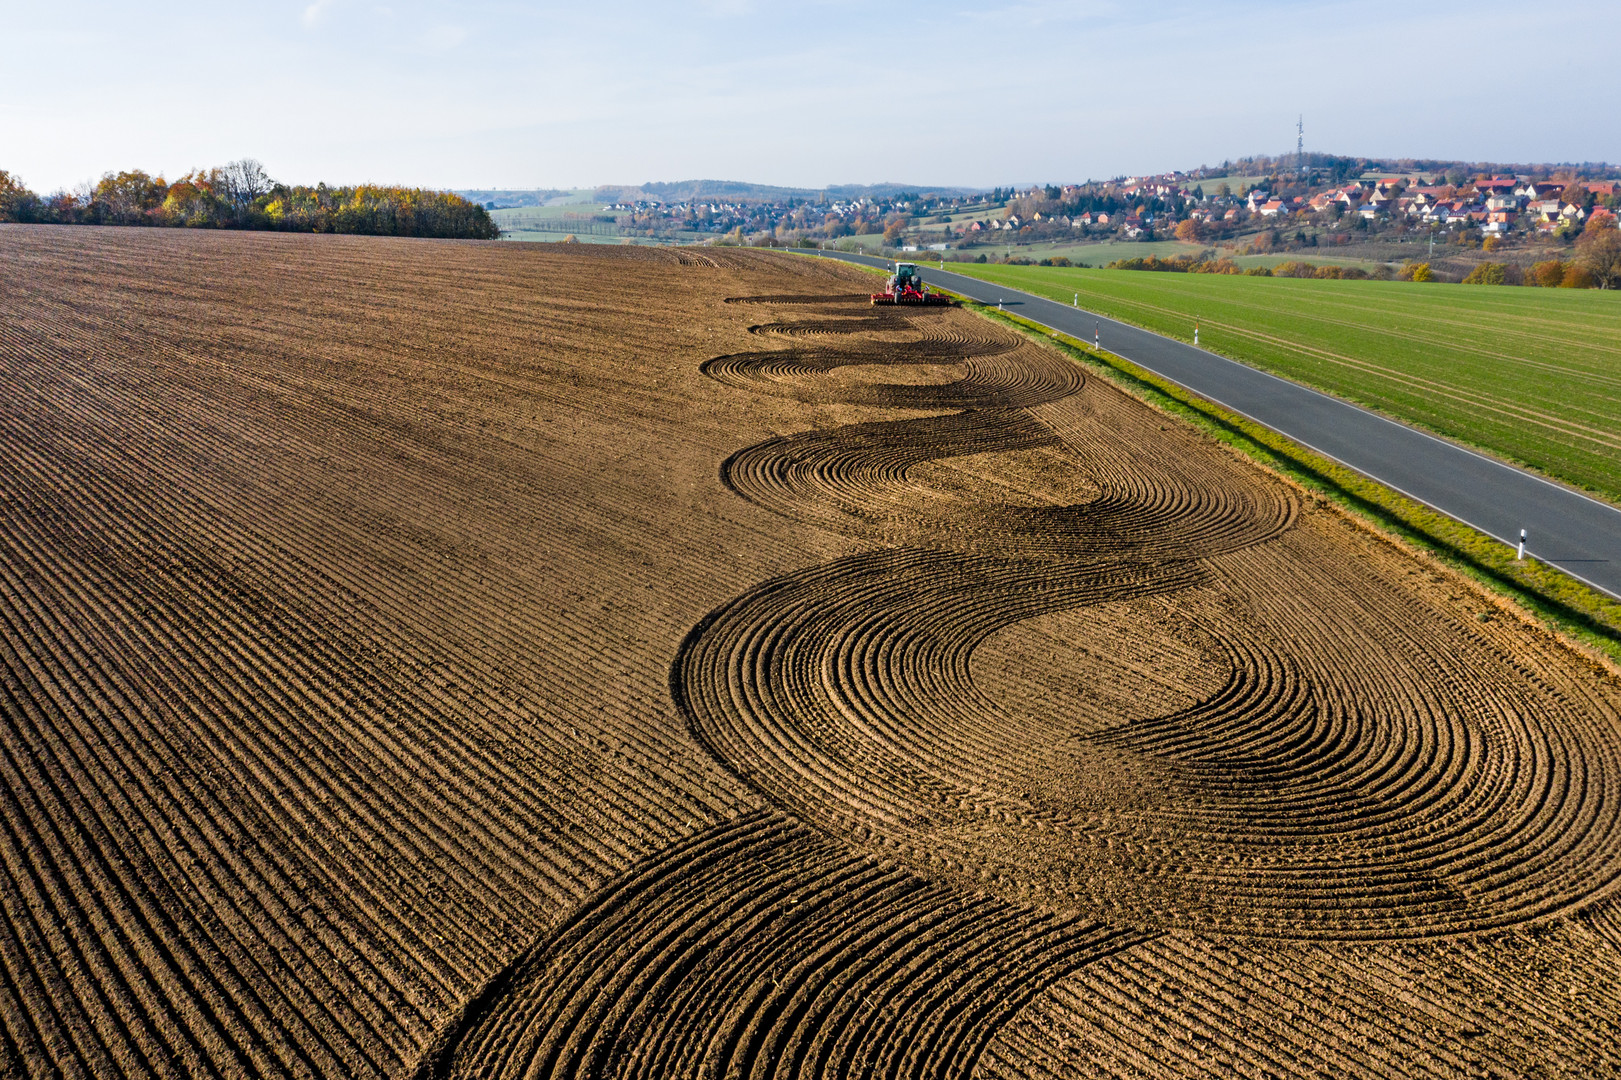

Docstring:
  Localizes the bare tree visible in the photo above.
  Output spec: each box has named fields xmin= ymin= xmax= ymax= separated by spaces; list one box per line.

xmin=219 ymin=159 xmax=273 ymax=217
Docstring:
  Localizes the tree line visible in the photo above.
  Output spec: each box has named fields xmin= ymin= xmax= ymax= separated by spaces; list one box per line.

xmin=0 ymin=160 xmax=499 ymax=240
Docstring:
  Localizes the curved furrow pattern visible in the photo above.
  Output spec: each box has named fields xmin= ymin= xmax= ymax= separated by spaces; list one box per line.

xmin=423 ymin=292 xmax=1177 ymax=1076
xmin=722 ymin=294 xmax=874 ymax=306
xmin=421 ymin=812 xmax=1146 ymax=1080
xmin=747 ymin=317 xmax=910 ymax=339
xmin=674 ymin=536 xmax=1621 ymax=935
xmin=668 ymin=288 xmax=1621 ymax=941
xmin=721 ymin=410 xmax=1292 ymax=559
xmin=741 ymin=312 xmax=1021 ymax=353
xmin=705 ymin=318 xmax=1038 ymax=407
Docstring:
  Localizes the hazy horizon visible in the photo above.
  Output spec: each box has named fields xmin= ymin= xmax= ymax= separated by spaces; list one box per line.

xmin=5 ymin=0 xmax=1618 ymax=195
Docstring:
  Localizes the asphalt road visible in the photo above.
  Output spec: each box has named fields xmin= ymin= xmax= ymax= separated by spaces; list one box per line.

xmin=806 ymin=249 xmax=1621 ymax=600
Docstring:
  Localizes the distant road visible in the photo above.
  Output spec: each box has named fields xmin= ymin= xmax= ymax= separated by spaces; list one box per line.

xmin=806 ymin=249 xmax=1621 ymax=600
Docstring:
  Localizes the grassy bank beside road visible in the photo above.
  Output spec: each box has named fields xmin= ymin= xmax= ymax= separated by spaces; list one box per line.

xmin=947 ymin=264 xmax=1621 ymax=504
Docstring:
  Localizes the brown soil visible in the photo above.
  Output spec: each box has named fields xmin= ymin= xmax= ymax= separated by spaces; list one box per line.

xmin=1 ymin=225 xmax=1619 ymax=1079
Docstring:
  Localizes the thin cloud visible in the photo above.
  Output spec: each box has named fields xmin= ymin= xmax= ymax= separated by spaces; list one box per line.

xmin=301 ymin=0 xmax=338 ymax=27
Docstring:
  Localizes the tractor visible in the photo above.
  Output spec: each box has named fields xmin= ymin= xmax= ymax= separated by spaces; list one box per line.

xmin=871 ymin=262 xmax=956 ymax=306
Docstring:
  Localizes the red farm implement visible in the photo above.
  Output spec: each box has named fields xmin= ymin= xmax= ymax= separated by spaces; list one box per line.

xmin=871 ymin=263 xmax=957 ymax=306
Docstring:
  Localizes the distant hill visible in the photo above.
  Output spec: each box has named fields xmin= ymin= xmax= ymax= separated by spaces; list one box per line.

xmin=455 ymin=188 xmax=579 ymax=209
xmin=459 ymin=180 xmax=982 ymax=208
xmin=611 ymin=180 xmax=980 ymax=203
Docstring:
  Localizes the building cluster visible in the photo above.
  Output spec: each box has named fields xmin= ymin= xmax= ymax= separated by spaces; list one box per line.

xmin=610 ymin=193 xmax=992 ymax=237
xmin=602 ymin=169 xmax=1618 ymax=248
xmin=1248 ymin=177 xmax=1619 ymax=237
xmin=950 ymin=170 xmax=1621 ymax=246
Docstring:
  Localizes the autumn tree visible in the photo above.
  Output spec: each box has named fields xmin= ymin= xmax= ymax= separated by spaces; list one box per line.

xmin=1462 ymin=262 xmax=1507 ymax=285
xmin=1576 ymin=221 xmax=1621 ymax=288
xmin=160 ymin=170 xmax=227 ymax=225
xmin=1174 ymin=218 xmax=1205 ymax=243
xmin=1560 ymin=184 xmax=1594 ymax=212
xmin=92 ymin=169 xmax=168 ymax=223
xmin=0 ymin=169 xmax=36 ymax=222
xmin=1529 ymin=259 xmax=1568 ymax=287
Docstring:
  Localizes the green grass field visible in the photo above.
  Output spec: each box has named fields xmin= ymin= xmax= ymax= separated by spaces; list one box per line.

xmin=1185 ymin=174 xmax=1268 ymax=196
xmin=1216 ymin=251 xmax=1396 ymax=272
xmin=493 ymin=204 xmax=705 ymax=245
xmin=492 ymin=205 xmax=626 ymax=227
xmin=942 ymin=238 xmax=1214 ymax=265
xmin=945 ymin=265 xmax=1621 ymax=503
xmin=941 ymin=243 xmax=1400 ymax=272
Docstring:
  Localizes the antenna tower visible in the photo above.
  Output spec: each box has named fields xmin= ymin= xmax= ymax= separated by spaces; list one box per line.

xmin=1297 ymin=114 xmax=1306 ymax=176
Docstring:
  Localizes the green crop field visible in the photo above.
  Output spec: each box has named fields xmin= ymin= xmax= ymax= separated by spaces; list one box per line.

xmin=946 ymin=264 xmax=1621 ymax=503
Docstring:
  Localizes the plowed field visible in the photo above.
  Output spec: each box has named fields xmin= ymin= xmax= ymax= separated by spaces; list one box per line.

xmin=3 ymin=225 xmax=1621 ymax=1080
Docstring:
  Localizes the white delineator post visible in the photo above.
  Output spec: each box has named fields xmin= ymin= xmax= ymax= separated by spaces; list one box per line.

xmin=1074 ymin=293 xmax=1078 ymax=307
xmin=1094 ymin=321 xmax=1100 ymax=350
xmin=1517 ymin=529 xmax=1527 ymax=560
xmin=1194 ymin=322 xmax=1199 ymax=346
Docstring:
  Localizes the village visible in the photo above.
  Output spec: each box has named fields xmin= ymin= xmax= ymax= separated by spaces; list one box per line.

xmin=597 ymin=167 xmax=1621 ymax=263
xmin=929 ymin=173 xmax=1619 ymax=245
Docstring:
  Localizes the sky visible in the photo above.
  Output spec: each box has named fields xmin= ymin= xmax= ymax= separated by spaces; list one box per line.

xmin=4 ymin=1 xmax=1618 ymax=194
